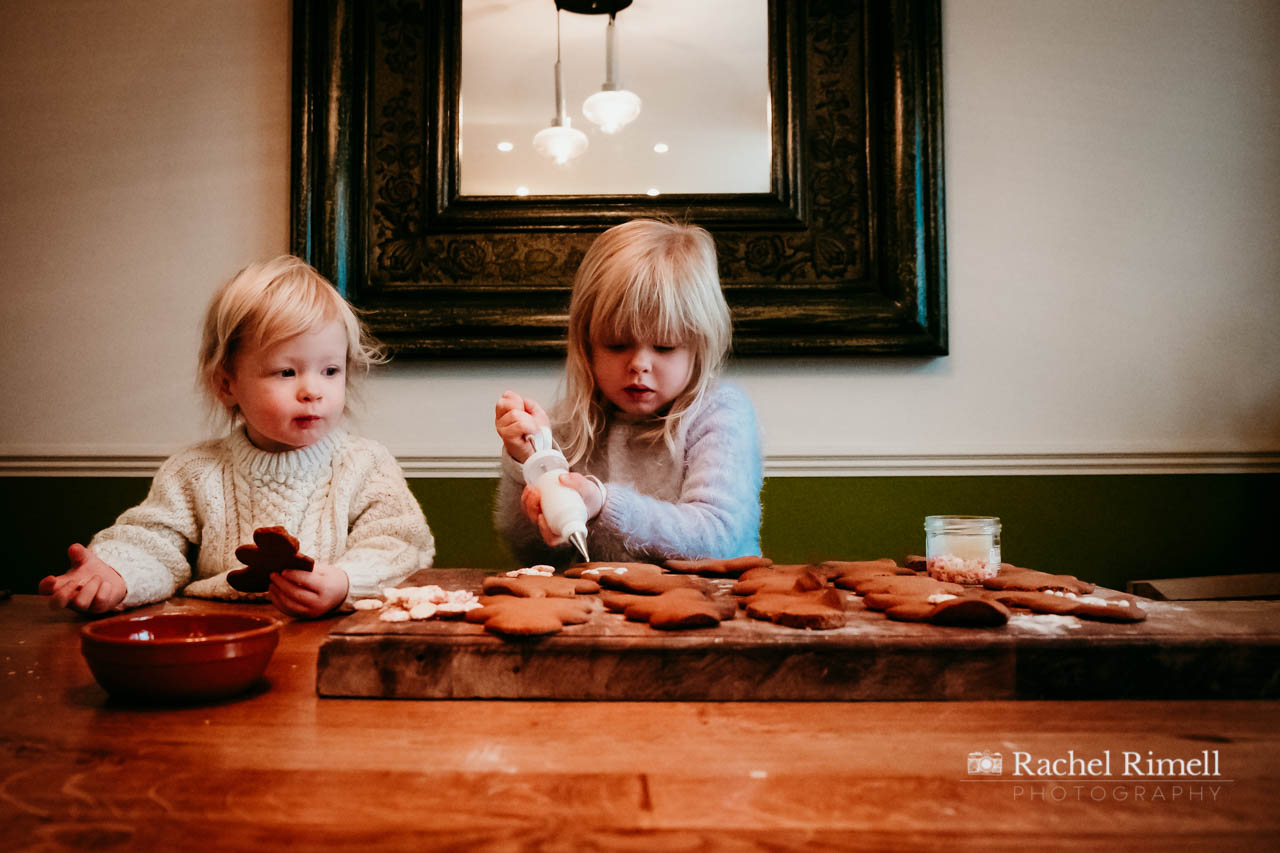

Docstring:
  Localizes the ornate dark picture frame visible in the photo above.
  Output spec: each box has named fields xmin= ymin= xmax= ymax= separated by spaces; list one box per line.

xmin=291 ymin=0 xmax=946 ymax=356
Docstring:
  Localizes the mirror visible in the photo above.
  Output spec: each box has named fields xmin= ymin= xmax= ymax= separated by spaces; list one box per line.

xmin=459 ymin=0 xmax=771 ymax=197
xmin=292 ymin=0 xmax=947 ymax=357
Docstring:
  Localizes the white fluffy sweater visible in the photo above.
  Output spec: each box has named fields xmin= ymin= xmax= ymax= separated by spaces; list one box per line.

xmin=495 ymin=382 xmax=764 ymax=567
xmin=90 ymin=427 xmax=434 ymax=607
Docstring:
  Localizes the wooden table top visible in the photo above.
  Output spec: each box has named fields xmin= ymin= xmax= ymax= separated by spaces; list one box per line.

xmin=3 ymin=594 xmax=1278 ymax=851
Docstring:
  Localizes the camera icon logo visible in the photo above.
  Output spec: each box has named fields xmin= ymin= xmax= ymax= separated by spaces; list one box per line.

xmin=967 ymin=750 xmax=1003 ymax=775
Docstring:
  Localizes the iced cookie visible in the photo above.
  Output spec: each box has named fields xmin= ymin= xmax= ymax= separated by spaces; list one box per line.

xmin=885 ymin=596 xmax=1011 ymax=627
xmin=565 ymin=561 xmax=664 ymax=579
xmin=984 ymin=590 xmax=1080 ymax=614
xmin=464 ymin=597 xmax=594 ymax=636
xmin=662 ymin=555 xmax=773 ymax=577
xmin=228 ymin=526 xmax=314 ymax=593
xmin=480 ymin=575 xmax=599 ymax=598
xmin=596 ymin=564 xmax=707 ymax=595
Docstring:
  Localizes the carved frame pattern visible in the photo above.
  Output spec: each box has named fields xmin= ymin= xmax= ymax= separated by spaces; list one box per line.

xmin=291 ymin=0 xmax=946 ymax=356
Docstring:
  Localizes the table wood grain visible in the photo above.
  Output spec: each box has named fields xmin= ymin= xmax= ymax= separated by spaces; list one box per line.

xmin=2 ymin=595 xmax=1278 ymax=851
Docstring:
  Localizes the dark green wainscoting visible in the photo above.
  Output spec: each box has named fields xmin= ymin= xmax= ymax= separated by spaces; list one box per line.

xmin=3 ymin=474 xmax=1276 ymax=595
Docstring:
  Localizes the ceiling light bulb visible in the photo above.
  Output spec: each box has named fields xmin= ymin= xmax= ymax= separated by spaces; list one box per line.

xmin=535 ymin=11 xmax=588 ymax=165
xmin=497 ymin=141 xmax=514 ymax=152
xmin=583 ymin=89 xmax=642 ymax=135
xmin=533 ymin=121 xmax=588 ymax=166
xmin=653 ymin=142 xmax=669 ymax=153
xmin=583 ymin=15 xmax=641 ymax=135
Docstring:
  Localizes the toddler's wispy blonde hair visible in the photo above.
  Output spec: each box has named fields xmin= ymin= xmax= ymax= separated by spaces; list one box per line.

xmin=558 ymin=219 xmax=732 ymax=466
xmin=197 ymin=255 xmax=385 ymax=424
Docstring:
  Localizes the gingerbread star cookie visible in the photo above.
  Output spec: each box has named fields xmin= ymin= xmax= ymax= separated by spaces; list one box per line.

xmin=228 ymin=526 xmax=314 ymax=593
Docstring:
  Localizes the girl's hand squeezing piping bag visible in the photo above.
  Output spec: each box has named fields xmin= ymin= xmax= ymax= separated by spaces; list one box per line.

xmin=519 ymin=426 xmax=602 ymax=563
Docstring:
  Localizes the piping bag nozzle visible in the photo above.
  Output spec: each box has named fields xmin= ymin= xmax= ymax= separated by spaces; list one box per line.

xmin=566 ymin=529 xmax=590 ymax=564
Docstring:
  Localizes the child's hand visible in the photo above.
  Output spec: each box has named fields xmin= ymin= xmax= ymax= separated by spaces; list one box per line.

xmin=38 ymin=544 xmax=127 ymax=614
xmin=520 ymin=473 xmax=605 ymax=546
xmin=267 ymin=561 xmax=349 ymax=619
xmin=495 ymin=390 xmax=550 ymax=463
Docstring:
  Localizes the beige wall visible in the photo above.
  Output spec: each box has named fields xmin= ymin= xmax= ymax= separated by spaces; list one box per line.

xmin=2 ymin=0 xmax=1277 ymax=475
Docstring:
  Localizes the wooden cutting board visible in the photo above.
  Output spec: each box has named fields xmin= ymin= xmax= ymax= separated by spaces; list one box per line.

xmin=316 ymin=569 xmax=1280 ymax=701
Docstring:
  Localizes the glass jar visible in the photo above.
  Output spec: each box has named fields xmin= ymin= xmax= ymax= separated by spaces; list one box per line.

xmin=924 ymin=516 xmax=1001 ymax=584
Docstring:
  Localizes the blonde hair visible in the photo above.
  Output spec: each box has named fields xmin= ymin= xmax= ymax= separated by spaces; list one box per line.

xmin=558 ymin=219 xmax=732 ymax=465
xmin=197 ymin=255 xmax=385 ymax=424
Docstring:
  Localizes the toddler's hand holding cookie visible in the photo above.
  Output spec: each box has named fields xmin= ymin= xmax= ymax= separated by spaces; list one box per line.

xmin=267 ymin=561 xmax=350 ymax=618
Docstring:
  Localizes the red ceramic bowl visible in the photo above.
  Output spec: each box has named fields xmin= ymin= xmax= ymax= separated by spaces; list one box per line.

xmin=80 ymin=612 xmax=281 ymax=702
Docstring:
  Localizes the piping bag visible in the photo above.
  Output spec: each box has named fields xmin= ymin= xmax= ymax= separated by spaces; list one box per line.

xmin=521 ymin=426 xmax=591 ymax=562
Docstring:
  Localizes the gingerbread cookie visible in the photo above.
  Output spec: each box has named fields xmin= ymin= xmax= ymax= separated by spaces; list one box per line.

xmin=986 ymin=589 xmax=1147 ymax=622
xmin=662 ymin=555 xmax=773 ymax=577
xmin=596 ymin=564 xmax=707 ymax=595
xmin=984 ymin=590 xmax=1080 ymax=614
xmin=464 ymin=597 xmax=594 ymax=636
xmin=228 ymin=526 xmax=314 ymax=592
xmin=830 ymin=561 xmax=916 ymax=590
xmin=731 ymin=568 xmax=826 ymax=597
xmin=849 ymin=575 xmax=965 ymax=597
xmin=885 ymin=596 xmax=1011 ymax=627
xmin=480 ymin=575 xmax=599 ymax=598
xmin=982 ymin=565 xmax=1095 ymax=595
xmin=565 ymin=561 xmax=664 ymax=579
xmin=621 ymin=588 xmax=735 ymax=630
xmin=903 ymin=555 xmax=928 ymax=571
xmin=1070 ymin=599 xmax=1147 ymax=623
xmin=744 ymin=587 xmax=846 ymax=630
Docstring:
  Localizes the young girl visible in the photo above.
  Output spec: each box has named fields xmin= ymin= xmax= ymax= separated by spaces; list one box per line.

xmin=40 ymin=256 xmax=434 ymax=617
xmin=494 ymin=219 xmax=763 ymax=567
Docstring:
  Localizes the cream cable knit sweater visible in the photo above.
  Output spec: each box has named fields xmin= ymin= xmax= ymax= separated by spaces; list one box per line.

xmin=495 ymin=382 xmax=764 ymax=567
xmin=90 ymin=427 xmax=434 ymax=607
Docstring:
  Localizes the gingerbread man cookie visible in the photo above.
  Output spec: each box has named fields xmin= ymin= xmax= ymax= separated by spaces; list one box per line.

xmin=564 ymin=561 xmax=665 ymax=579
xmin=614 ymin=588 xmax=735 ymax=630
xmin=849 ymin=575 xmax=965 ymax=598
xmin=662 ymin=555 xmax=773 ymax=577
xmin=884 ymin=596 xmax=1011 ymax=627
xmin=829 ymin=560 xmax=916 ymax=590
xmin=481 ymin=575 xmax=599 ymax=598
xmin=743 ymin=587 xmax=847 ymax=630
xmin=989 ymin=589 xmax=1146 ymax=622
xmin=596 ymin=564 xmax=708 ymax=595
xmin=982 ymin=565 xmax=1095 ymax=595
xmin=464 ymin=597 xmax=594 ymax=636
xmin=228 ymin=526 xmax=314 ymax=593
xmin=730 ymin=568 xmax=826 ymax=597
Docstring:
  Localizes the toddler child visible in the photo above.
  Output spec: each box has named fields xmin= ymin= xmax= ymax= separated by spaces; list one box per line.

xmin=494 ymin=219 xmax=763 ymax=567
xmin=40 ymin=256 xmax=434 ymax=617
